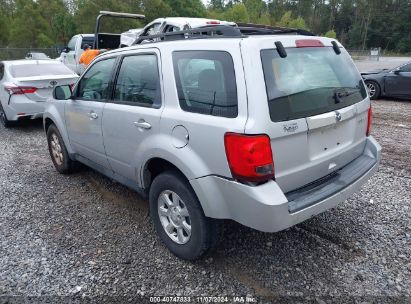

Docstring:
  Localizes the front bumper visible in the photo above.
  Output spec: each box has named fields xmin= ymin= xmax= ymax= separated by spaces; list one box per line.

xmin=190 ymin=136 xmax=381 ymax=233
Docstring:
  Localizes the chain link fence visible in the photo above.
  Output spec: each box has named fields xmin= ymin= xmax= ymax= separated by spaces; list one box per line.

xmin=0 ymin=48 xmax=61 ymax=61
xmin=347 ymin=48 xmax=382 ymax=61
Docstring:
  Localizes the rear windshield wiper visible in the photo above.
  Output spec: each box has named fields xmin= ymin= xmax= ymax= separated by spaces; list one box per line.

xmin=333 ymin=87 xmax=360 ymax=104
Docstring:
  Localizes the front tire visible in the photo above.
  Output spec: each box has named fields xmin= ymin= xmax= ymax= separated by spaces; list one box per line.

xmin=149 ymin=171 xmax=222 ymax=260
xmin=46 ymin=124 xmax=76 ymax=174
xmin=365 ymin=80 xmax=381 ymax=100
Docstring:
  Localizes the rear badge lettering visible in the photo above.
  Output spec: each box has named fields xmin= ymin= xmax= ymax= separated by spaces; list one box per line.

xmin=283 ymin=123 xmax=298 ymax=133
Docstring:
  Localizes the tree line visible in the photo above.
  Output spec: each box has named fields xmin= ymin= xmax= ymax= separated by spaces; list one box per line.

xmin=0 ymin=0 xmax=410 ymax=53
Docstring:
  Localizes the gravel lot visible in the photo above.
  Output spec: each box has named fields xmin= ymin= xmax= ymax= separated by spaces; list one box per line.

xmin=0 ymin=99 xmax=410 ymax=303
xmin=355 ymin=56 xmax=411 ymax=72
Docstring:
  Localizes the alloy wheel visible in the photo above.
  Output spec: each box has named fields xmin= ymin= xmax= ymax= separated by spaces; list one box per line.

xmin=50 ymin=133 xmax=64 ymax=166
xmin=157 ymin=190 xmax=192 ymax=244
xmin=366 ymin=82 xmax=376 ymax=98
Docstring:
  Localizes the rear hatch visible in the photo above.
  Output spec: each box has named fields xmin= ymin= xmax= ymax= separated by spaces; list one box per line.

xmin=242 ymin=37 xmax=370 ymax=193
xmin=10 ymin=62 xmax=78 ymax=102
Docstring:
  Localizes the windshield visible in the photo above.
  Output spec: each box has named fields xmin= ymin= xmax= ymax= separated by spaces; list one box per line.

xmin=261 ymin=47 xmax=367 ymax=122
xmin=10 ymin=63 xmax=74 ymax=78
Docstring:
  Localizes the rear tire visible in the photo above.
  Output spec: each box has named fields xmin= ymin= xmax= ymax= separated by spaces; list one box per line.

xmin=0 ymin=102 xmax=13 ymax=128
xmin=149 ymin=170 xmax=222 ymax=260
xmin=46 ymin=124 xmax=77 ymax=174
xmin=365 ymin=80 xmax=381 ymax=100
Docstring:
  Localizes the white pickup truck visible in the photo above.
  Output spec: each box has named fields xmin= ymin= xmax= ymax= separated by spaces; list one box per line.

xmin=59 ymin=12 xmax=235 ymax=74
xmin=59 ymin=11 xmax=145 ymax=75
xmin=58 ymin=34 xmax=95 ymax=75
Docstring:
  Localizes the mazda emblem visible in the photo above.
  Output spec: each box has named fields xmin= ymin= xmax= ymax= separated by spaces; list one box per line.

xmin=50 ymin=80 xmax=58 ymax=87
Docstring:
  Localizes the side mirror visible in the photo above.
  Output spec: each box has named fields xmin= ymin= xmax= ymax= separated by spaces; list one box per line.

xmin=53 ymin=85 xmax=72 ymax=100
xmin=61 ymin=47 xmax=70 ymax=53
xmin=393 ymin=69 xmax=402 ymax=75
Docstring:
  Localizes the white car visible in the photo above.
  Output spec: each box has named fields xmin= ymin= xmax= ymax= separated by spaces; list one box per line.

xmin=123 ymin=17 xmax=237 ymax=46
xmin=120 ymin=28 xmax=143 ymax=47
xmin=0 ymin=60 xmax=78 ymax=128
xmin=25 ymin=52 xmax=50 ymax=60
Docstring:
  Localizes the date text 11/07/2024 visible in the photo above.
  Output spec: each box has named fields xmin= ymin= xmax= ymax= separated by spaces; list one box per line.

xmin=149 ymin=296 xmax=257 ymax=303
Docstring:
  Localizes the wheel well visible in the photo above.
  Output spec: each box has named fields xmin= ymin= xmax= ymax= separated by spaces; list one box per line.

xmin=144 ymin=158 xmax=186 ymax=189
xmin=365 ymin=79 xmax=381 ymax=89
xmin=44 ymin=118 xmax=54 ymax=133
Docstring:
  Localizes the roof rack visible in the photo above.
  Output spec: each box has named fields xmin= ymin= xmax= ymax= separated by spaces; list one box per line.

xmin=132 ymin=24 xmax=315 ymax=46
xmin=133 ymin=25 xmax=242 ymax=45
xmin=237 ymin=23 xmax=315 ymax=36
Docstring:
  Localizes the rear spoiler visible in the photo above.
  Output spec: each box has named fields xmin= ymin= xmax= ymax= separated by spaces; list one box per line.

xmin=94 ymin=11 xmax=145 ymax=49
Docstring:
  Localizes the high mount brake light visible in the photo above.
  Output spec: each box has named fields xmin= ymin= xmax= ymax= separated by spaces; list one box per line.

xmin=366 ymin=106 xmax=372 ymax=136
xmin=224 ymin=133 xmax=275 ymax=183
xmin=5 ymin=85 xmax=37 ymax=95
xmin=295 ymin=39 xmax=324 ymax=48
xmin=206 ymin=21 xmax=220 ymax=25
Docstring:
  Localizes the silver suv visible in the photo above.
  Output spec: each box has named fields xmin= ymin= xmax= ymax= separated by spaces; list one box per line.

xmin=44 ymin=26 xmax=381 ymax=260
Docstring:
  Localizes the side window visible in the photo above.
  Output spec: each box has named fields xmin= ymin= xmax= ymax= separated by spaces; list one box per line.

xmin=165 ymin=25 xmax=180 ymax=33
xmin=114 ymin=54 xmax=161 ymax=107
xmin=145 ymin=23 xmax=161 ymax=36
xmin=0 ymin=64 xmax=4 ymax=80
xmin=81 ymin=38 xmax=94 ymax=49
xmin=67 ymin=37 xmax=78 ymax=51
xmin=173 ymin=51 xmax=238 ymax=118
xmin=401 ymin=63 xmax=411 ymax=72
xmin=76 ymin=58 xmax=116 ymax=101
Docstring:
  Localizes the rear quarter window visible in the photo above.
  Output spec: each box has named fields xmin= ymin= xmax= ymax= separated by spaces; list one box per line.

xmin=173 ymin=51 xmax=238 ymax=118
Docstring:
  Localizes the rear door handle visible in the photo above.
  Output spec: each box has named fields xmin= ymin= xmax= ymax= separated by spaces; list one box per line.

xmin=87 ymin=111 xmax=98 ymax=120
xmin=134 ymin=120 xmax=152 ymax=130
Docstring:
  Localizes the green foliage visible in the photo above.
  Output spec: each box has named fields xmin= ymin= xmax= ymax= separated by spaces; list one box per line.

xmin=277 ymin=11 xmax=307 ymax=29
xmin=324 ymin=30 xmax=337 ymax=39
xmin=138 ymin=0 xmax=174 ymax=21
xmin=163 ymin=0 xmax=206 ymax=17
xmin=0 ymin=0 xmax=410 ymax=54
xmin=0 ymin=8 xmax=9 ymax=46
xmin=224 ymin=3 xmax=250 ymax=23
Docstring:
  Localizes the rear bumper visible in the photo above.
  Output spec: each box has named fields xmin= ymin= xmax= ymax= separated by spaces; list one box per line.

xmin=191 ymin=136 xmax=381 ymax=233
xmin=6 ymin=96 xmax=46 ymax=121
xmin=10 ymin=112 xmax=44 ymax=121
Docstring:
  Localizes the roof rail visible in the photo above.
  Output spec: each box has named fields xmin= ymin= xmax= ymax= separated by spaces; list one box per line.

xmin=133 ymin=25 xmax=243 ymax=45
xmin=237 ymin=23 xmax=315 ymax=36
xmin=132 ymin=24 xmax=315 ymax=46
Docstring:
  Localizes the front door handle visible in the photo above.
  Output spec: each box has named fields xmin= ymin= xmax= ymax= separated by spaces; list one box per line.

xmin=134 ymin=120 xmax=152 ymax=130
xmin=88 ymin=111 xmax=98 ymax=120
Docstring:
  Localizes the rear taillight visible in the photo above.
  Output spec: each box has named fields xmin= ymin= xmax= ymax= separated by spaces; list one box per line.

xmin=224 ymin=133 xmax=274 ymax=183
xmin=366 ymin=106 xmax=372 ymax=136
xmin=5 ymin=85 xmax=37 ymax=95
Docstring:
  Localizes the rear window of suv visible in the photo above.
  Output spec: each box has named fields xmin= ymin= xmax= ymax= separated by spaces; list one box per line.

xmin=173 ymin=51 xmax=238 ymax=118
xmin=261 ymin=47 xmax=367 ymax=122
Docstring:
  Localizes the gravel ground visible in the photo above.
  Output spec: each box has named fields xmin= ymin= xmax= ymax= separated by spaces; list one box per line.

xmin=0 ymin=99 xmax=410 ymax=303
xmin=354 ymin=57 xmax=411 ymax=72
